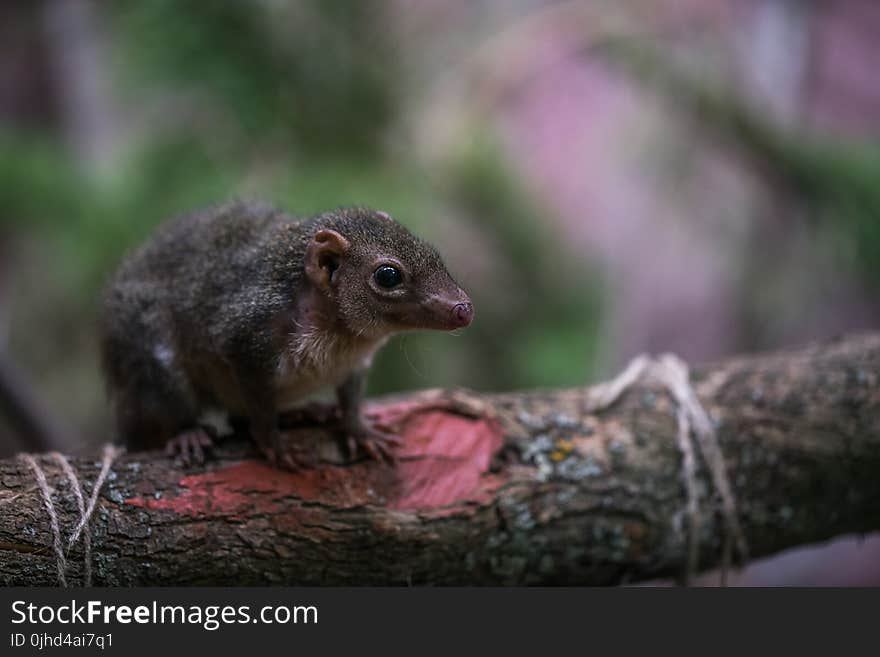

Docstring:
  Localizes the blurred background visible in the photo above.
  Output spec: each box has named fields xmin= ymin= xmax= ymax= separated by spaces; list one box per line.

xmin=1 ymin=0 xmax=878 ymax=583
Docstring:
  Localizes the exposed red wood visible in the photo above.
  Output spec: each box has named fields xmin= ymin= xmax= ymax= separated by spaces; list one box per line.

xmin=127 ymin=406 xmax=506 ymax=519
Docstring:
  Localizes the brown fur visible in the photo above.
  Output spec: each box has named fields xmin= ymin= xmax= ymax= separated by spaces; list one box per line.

xmin=99 ymin=200 xmax=472 ymax=461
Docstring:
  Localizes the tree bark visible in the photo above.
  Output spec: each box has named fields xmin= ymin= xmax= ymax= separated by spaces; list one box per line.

xmin=1 ymin=334 xmax=879 ymax=586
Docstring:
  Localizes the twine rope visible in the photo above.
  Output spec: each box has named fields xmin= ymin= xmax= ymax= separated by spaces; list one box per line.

xmin=585 ymin=353 xmax=748 ymax=585
xmin=19 ymin=444 xmax=122 ymax=587
xmin=20 ymin=453 xmax=67 ymax=587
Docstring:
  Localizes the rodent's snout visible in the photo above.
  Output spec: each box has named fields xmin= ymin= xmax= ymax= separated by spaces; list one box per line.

xmin=417 ymin=288 xmax=474 ymax=331
xmin=450 ymin=302 xmax=474 ymax=328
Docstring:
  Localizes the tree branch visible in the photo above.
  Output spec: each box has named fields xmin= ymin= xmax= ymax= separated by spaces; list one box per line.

xmin=1 ymin=334 xmax=879 ymax=585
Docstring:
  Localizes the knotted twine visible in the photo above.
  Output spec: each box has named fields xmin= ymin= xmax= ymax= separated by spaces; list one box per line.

xmin=585 ymin=354 xmax=749 ymax=585
xmin=19 ymin=444 xmax=122 ymax=586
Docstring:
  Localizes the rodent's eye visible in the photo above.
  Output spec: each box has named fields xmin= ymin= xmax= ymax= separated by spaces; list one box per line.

xmin=373 ymin=265 xmax=403 ymax=288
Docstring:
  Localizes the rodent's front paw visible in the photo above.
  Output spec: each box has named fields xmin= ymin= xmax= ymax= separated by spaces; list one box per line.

xmin=343 ymin=422 xmax=403 ymax=465
xmin=165 ymin=428 xmax=213 ymax=467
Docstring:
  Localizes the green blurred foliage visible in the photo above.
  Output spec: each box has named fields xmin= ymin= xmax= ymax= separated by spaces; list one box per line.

xmin=110 ymin=0 xmax=397 ymax=157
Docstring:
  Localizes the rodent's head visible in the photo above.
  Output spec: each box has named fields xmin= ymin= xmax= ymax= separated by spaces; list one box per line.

xmin=303 ymin=208 xmax=473 ymax=340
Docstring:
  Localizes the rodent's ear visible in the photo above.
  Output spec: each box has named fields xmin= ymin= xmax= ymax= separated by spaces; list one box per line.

xmin=304 ymin=229 xmax=351 ymax=290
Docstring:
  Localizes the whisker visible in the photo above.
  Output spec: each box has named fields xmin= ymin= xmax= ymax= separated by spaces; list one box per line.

xmin=400 ymin=336 xmax=427 ymax=380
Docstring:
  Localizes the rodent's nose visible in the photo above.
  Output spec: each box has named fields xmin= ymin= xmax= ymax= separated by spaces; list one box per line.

xmin=451 ymin=302 xmax=474 ymax=328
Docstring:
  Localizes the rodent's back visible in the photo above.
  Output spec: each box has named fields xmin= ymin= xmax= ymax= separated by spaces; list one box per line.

xmin=111 ymin=201 xmax=289 ymax=294
xmin=100 ymin=201 xmax=301 ymax=400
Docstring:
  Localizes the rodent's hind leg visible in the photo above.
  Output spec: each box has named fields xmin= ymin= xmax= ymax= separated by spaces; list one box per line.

xmin=102 ymin=291 xmax=205 ymax=457
xmin=165 ymin=427 xmax=213 ymax=467
xmin=112 ymin=382 xmax=201 ymax=455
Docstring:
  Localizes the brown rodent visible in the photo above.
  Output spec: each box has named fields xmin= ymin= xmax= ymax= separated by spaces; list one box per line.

xmin=99 ymin=201 xmax=473 ymax=467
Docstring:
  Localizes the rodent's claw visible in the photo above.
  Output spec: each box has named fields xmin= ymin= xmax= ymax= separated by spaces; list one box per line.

xmin=344 ymin=423 xmax=403 ymax=465
xmin=272 ymin=449 xmax=304 ymax=472
xmin=280 ymin=452 xmax=302 ymax=471
xmin=165 ymin=428 xmax=213 ymax=467
xmin=254 ymin=426 xmax=286 ymax=468
xmin=261 ymin=446 xmax=279 ymax=466
xmin=261 ymin=443 xmax=314 ymax=472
